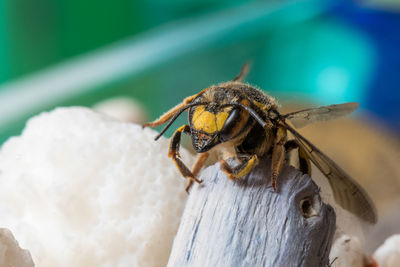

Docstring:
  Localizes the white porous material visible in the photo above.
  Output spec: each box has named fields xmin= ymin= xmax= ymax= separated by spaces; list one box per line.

xmin=329 ymin=235 xmax=365 ymax=267
xmin=0 ymin=107 xmax=194 ymax=266
xmin=0 ymin=228 xmax=34 ymax=267
xmin=373 ymin=234 xmax=400 ymax=267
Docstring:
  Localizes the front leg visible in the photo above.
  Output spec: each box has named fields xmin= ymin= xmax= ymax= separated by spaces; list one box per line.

xmin=219 ymin=154 xmax=259 ymax=180
xmin=186 ymin=152 xmax=210 ymax=192
xmin=169 ymin=125 xmax=202 ymax=191
xmin=285 ymin=140 xmax=311 ymax=176
xmin=271 ymin=127 xmax=287 ymax=190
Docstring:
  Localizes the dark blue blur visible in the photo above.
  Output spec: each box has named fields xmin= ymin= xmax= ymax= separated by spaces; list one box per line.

xmin=332 ymin=1 xmax=400 ymax=132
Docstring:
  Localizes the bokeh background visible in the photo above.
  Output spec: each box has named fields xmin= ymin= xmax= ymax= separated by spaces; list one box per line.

xmin=1 ymin=0 xmax=400 ymax=252
xmin=0 ymin=0 xmax=399 ymax=142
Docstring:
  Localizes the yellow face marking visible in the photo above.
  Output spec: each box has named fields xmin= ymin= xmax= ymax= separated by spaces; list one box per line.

xmin=192 ymin=106 xmax=229 ymax=134
xmin=215 ymin=112 xmax=229 ymax=131
xmin=192 ymin=106 xmax=206 ymax=122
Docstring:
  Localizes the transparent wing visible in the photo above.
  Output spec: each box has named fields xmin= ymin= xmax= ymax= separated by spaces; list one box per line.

xmin=282 ymin=121 xmax=377 ymax=224
xmin=284 ymin=102 xmax=359 ymax=128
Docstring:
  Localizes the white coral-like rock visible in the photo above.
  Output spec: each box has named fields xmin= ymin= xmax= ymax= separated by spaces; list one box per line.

xmin=0 ymin=107 xmax=194 ymax=266
xmin=329 ymin=235 xmax=364 ymax=267
xmin=0 ymin=228 xmax=34 ymax=267
xmin=373 ymin=234 xmax=400 ymax=267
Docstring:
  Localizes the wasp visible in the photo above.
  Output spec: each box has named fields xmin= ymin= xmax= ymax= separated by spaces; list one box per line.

xmin=143 ymin=65 xmax=377 ymax=224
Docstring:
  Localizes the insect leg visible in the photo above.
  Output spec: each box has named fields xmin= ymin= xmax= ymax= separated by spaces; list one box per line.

xmin=284 ymin=139 xmax=297 ymax=162
xmin=298 ymin=143 xmax=311 ymax=176
xmin=186 ymin=152 xmax=210 ymax=192
xmin=284 ymin=140 xmax=298 ymax=153
xmin=271 ymin=127 xmax=287 ymax=190
xmin=284 ymin=140 xmax=311 ymax=176
xmin=143 ymin=91 xmax=205 ymax=128
xmin=168 ymin=125 xmax=202 ymax=192
xmin=219 ymin=154 xmax=259 ymax=180
xmin=192 ymin=152 xmax=210 ymax=177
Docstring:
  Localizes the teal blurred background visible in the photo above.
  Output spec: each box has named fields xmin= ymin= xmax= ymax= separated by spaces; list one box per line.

xmin=0 ymin=0 xmax=399 ymax=143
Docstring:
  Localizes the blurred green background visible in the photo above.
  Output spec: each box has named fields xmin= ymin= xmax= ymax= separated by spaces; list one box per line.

xmin=0 ymin=0 xmax=399 ymax=143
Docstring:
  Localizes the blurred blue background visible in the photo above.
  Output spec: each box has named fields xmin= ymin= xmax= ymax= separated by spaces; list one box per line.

xmin=0 ymin=0 xmax=399 ymax=143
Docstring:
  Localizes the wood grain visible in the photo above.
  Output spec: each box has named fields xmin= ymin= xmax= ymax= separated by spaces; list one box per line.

xmin=168 ymin=156 xmax=336 ymax=266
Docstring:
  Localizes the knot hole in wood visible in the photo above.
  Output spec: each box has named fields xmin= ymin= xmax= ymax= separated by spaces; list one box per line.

xmin=168 ymin=156 xmax=336 ymax=267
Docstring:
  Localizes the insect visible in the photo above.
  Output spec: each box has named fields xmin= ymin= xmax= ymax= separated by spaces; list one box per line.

xmin=143 ymin=65 xmax=377 ymax=224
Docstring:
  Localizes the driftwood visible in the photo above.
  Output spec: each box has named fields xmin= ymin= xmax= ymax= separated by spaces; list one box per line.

xmin=167 ymin=156 xmax=336 ymax=267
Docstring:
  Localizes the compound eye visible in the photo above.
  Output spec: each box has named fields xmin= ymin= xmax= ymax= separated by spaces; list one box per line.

xmin=220 ymin=108 xmax=240 ymax=139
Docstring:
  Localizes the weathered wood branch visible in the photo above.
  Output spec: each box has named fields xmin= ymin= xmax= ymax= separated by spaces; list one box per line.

xmin=168 ymin=156 xmax=336 ymax=267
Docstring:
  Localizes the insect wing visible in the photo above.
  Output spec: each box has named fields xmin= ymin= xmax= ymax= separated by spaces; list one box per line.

xmin=283 ymin=122 xmax=377 ymax=224
xmin=284 ymin=102 xmax=359 ymax=128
